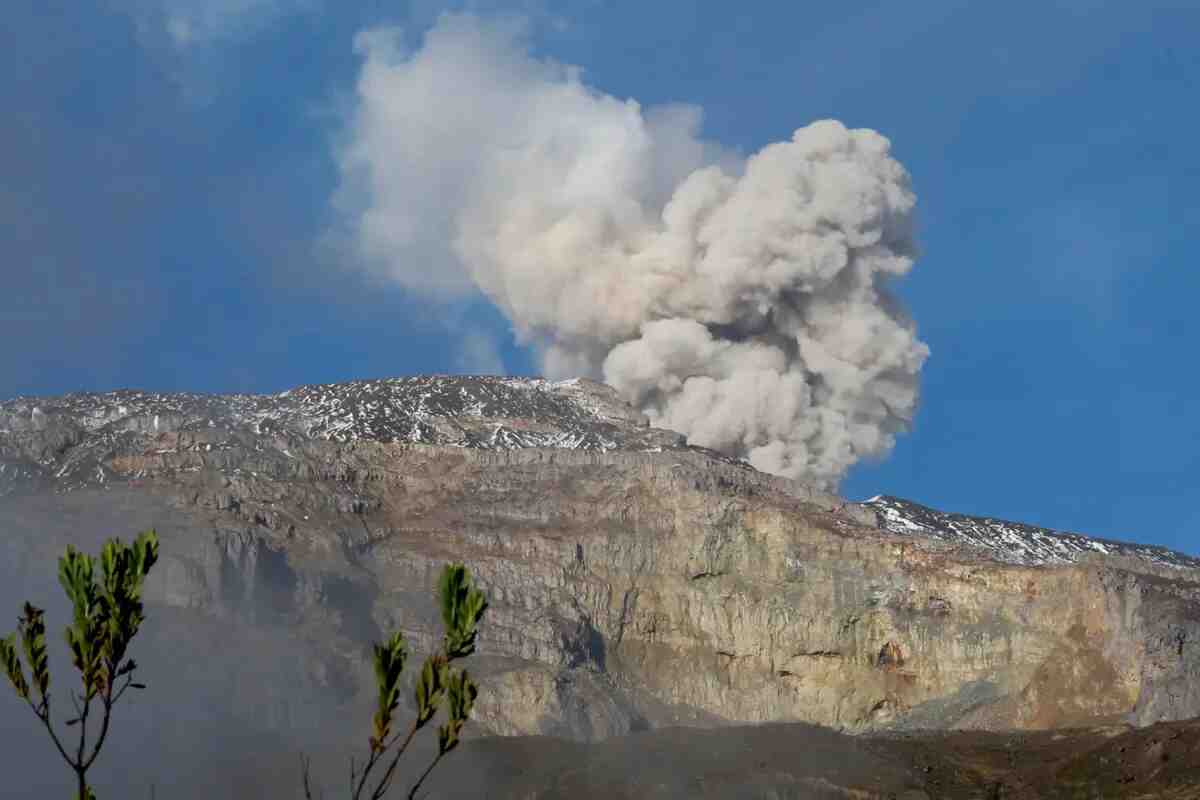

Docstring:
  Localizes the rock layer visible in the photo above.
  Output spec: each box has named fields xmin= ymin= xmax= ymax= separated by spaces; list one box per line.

xmin=1 ymin=377 xmax=1198 ymax=740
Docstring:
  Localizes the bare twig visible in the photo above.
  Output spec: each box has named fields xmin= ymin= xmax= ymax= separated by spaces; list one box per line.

xmin=84 ymin=675 xmax=124 ymax=771
xmin=26 ymin=696 xmax=74 ymax=768
xmin=301 ymin=753 xmax=324 ymax=800
xmin=370 ymin=720 xmax=421 ymax=800
xmin=406 ymin=750 xmax=446 ymax=800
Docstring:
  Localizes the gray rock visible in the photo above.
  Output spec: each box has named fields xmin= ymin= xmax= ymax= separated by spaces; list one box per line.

xmin=3 ymin=375 xmax=1200 ymax=742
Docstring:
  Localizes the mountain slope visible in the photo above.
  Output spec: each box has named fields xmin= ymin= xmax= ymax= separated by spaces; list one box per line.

xmin=1 ymin=375 xmax=1198 ymax=743
xmin=0 ymin=376 xmax=692 ymax=494
xmin=865 ymin=494 xmax=1200 ymax=570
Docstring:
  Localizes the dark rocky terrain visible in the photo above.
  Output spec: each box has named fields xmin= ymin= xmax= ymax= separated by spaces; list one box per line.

xmin=422 ymin=717 xmax=1200 ymax=799
xmin=2 ymin=375 xmax=1200 ymax=797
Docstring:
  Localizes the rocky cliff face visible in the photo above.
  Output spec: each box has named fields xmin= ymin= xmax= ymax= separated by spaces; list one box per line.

xmin=2 ymin=376 xmax=1198 ymax=741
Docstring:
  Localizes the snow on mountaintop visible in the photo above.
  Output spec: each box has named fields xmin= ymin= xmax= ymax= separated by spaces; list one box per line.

xmin=0 ymin=375 xmax=701 ymax=494
xmin=0 ymin=375 xmax=683 ymax=452
xmin=865 ymin=495 xmax=1200 ymax=570
xmin=4 ymin=375 xmax=1195 ymax=574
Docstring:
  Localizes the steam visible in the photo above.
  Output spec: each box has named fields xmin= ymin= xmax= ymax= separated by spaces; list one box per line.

xmin=335 ymin=14 xmax=929 ymax=488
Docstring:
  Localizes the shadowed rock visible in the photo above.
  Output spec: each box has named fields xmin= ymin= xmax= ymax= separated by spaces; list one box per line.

xmin=2 ymin=375 xmax=1199 ymax=751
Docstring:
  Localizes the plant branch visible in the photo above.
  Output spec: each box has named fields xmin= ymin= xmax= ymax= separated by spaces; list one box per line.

xmin=301 ymin=753 xmax=322 ymax=800
xmin=299 ymin=563 xmax=487 ymax=800
xmin=351 ymin=744 xmax=386 ymax=800
xmin=76 ymin=685 xmax=91 ymax=765
xmin=111 ymin=672 xmax=139 ymax=706
xmin=405 ymin=750 xmax=446 ymax=800
xmin=370 ymin=719 xmax=421 ymax=800
xmin=83 ymin=676 xmax=122 ymax=771
xmin=25 ymin=696 xmax=75 ymax=768
xmin=75 ymin=683 xmax=93 ymax=799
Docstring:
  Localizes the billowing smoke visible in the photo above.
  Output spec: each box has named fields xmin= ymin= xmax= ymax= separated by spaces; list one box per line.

xmin=334 ymin=14 xmax=929 ymax=488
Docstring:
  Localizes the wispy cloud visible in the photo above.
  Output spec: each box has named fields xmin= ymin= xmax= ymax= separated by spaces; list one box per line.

xmin=125 ymin=0 xmax=318 ymax=49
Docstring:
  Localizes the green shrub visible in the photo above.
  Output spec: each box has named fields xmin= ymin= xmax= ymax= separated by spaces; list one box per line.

xmin=0 ymin=531 xmax=159 ymax=800
xmin=0 ymin=534 xmax=486 ymax=800
xmin=302 ymin=563 xmax=489 ymax=800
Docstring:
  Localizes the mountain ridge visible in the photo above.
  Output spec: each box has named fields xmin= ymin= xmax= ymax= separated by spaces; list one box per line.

xmin=3 ymin=374 xmax=1200 ymax=740
xmin=2 ymin=374 xmax=1193 ymax=570
xmin=864 ymin=494 xmax=1200 ymax=569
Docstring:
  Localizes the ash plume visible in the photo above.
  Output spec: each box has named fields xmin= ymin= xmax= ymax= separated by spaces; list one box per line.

xmin=333 ymin=13 xmax=929 ymax=488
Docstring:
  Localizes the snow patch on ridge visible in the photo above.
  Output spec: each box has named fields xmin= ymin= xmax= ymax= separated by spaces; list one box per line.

xmin=864 ymin=495 xmax=1199 ymax=570
xmin=0 ymin=376 xmax=686 ymax=492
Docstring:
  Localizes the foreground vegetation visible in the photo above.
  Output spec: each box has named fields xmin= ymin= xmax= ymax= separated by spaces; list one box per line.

xmin=0 ymin=531 xmax=488 ymax=800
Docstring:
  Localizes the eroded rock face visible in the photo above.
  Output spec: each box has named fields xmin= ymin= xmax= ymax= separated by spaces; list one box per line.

xmin=2 ymin=377 xmax=1198 ymax=740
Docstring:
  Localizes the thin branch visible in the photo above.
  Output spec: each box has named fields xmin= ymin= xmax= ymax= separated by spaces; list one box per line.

xmin=74 ymin=675 xmax=94 ymax=800
xmin=300 ymin=753 xmax=322 ymax=800
xmin=82 ymin=680 xmax=118 ymax=771
xmin=110 ymin=672 xmax=138 ymax=706
xmin=369 ymin=720 xmax=421 ymax=800
xmin=25 ymin=696 xmax=75 ymax=768
xmin=406 ymin=750 xmax=446 ymax=800
xmin=80 ymin=664 xmax=138 ymax=772
xmin=351 ymin=745 xmax=386 ymax=800
xmin=75 ymin=682 xmax=91 ymax=768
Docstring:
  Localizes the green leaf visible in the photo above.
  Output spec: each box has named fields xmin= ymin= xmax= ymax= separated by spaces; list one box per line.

xmin=87 ymin=530 xmax=159 ymax=690
xmin=58 ymin=546 xmax=103 ymax=691
xmin=437 ymin=722 xmax=458 ymax=755
xmin=372 ymin=632 xmax=407 ymax=696
xmin=437 ymin=564 xmax=464 ymax=632
xmin=58 ymin=546 xmax=96 ymax=620
xmin=444 ymin=667 xmax=477 ymax=724
xmin=134 ymin=530 xmax=159 ymax=581
xmin=18 ymin=603 xmax=49 ymax=699
xmin=414 ymin=657 xmax=443 ymax=725
xmin=437 ymin=564 xmax=489 ymax=660
xmin=370 ymin=632 xmax=406 ymax=746
xmin=0 ymin=634 xmax=29 ymax=700
xmin=436 ymin=668 xmax=477 ymax=756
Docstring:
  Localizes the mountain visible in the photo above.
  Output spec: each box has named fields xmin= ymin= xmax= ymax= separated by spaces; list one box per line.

xmin=422 ymin=715 xmax=1200 ymax=799
xmin=866 ymin=494 xmax=1200 ymax=570
xmin=0 ymin=376 xmax=691 ymax=495
xmin=2 ymin=375 xmax=1199 ymax=749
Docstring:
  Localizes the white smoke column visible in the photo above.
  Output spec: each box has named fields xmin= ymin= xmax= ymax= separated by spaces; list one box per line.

xmin=334 ymin=14 xmax=930 ymax=488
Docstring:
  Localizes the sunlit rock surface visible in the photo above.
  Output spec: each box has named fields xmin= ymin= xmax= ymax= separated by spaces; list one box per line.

xmin=2 ymin=376 xmax=1199 ymax=741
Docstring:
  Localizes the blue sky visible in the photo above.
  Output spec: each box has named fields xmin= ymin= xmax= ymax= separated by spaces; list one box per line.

xmin=3 ymin=0 xmax=1198 ymax=554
